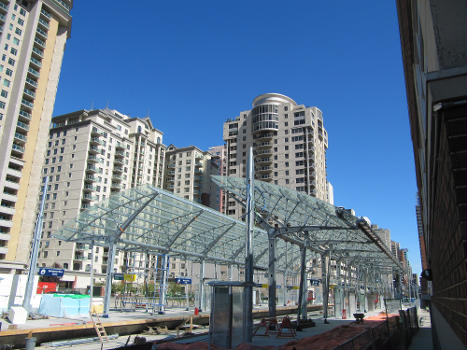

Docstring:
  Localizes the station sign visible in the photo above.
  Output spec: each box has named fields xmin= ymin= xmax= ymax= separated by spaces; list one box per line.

xmin=124 ymin=274 xmax=137 ymax=282
xmin=175 ymin=277 xmax=192 ymax=285
xmin=38 ymin=268 xmax=64 ymax=277
xmin=310 ymin=278 xmax=321 ymax=286
xmin=113 ymin=273 xmax=124 ymax=280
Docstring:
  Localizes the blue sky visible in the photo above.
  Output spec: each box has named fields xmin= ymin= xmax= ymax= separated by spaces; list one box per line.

xmin=54 ymin=1 xmax=421 ymax=273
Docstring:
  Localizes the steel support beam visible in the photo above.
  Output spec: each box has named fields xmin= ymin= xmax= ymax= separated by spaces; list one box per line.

xmin=199 ymin=260 xmax=205 ymax=311
xmin=321 ymin=252 xmax=331 ymax=323
xmin=103 ymin=241 xmax=117 ymax=317
xmin=243 ymin=147 xmax=254 ymax=344
xmin=297 ymin=245 xmax=307 ymax=327
xmin=268 ymin=234 xmax=276 ymax=317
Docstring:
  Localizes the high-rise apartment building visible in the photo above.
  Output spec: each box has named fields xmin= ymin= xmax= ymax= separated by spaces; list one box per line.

xmin=163 ymin=145 xmax=219 ymax=210
xmin=37 ymin=109 xmax=166 ymax=287
xmin=223 ymin=93 xmax=329 ymax=219
xmin=0 ymin=0 xmax=72 ymax=270
xmin=207 ymin=145 xmax=226 ymax=212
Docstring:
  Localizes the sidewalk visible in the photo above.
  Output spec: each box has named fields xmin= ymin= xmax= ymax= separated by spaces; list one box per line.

xmin=409 ymin=308 xmax=433 ymax=350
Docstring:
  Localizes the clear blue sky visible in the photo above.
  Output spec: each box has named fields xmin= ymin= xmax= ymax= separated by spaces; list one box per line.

xmin=54 ymin=1 xmax=421 ymax=274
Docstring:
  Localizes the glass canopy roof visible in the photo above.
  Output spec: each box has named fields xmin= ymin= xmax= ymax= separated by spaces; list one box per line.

xmin=55 ymin=185 xmax=302 ymax=272
xmin=212 ymin=176 xmax=402 ymax=271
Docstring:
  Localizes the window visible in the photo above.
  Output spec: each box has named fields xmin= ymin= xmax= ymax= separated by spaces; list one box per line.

xmin=15 ymin=28 xmax=22 ymax=35
xmin=13 ymin=38 xmax=20 ymax=45
xmin=0 ymin=90 xmax=7 ymax=98
xmin=5 ymin=68 xmax=12 ymax=76
xmin=17 ymin=18 xmax=24 ymax=26
xmin=3 ymin=79 xmax=10 ymax=87
xmin=0 ymin=101 xmax=5 ymax=109
xmin=10 ymin=48 xmax=17 ymax=56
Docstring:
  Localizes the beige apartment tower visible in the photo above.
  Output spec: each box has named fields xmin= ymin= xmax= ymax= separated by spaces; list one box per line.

xmin=37 ymin=109 xmax=166 ymax=286
xmin=0 ymin=0 xmax=72 ymax=270
xmin=223 ymin=93 xmax=331 ymax=219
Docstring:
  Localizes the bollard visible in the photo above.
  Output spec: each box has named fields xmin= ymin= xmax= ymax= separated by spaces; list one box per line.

xmin=342 ymin=309 xmax=347 ymax=319
xmin=194 ymin=307 xmax=199 ymax=316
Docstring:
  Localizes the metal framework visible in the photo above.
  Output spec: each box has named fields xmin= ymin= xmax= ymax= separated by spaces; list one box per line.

xmin=54 ymin=174 xmax=402 ymax=325
xmin=212 ymin=175 xmax=403 ymax=323
xmin=54 ymin=185 xmax=302 ymax=315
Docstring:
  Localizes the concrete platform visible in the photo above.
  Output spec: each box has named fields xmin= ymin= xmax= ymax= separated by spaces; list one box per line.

xmin=0 ymin=304 xmax=324 ymax=348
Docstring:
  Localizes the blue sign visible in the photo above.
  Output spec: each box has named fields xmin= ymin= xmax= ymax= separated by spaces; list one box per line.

xmin=39 ymin=268 xmax=65 ymax=277
xmin=175 ymin=277 xmax=192 ymax=285
xmin=310 ymin=278 xmax=321 ymax=286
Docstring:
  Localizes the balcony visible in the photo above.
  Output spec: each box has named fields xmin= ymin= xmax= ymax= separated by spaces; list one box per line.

xmin=21 ymin=99 xmax=34 ymax=110
xmin=87 ymin=154 xmax=99 ymax=163
xmin=110 ymin=182 xmax=120 ymax=190
xmin=38 ymin=17 xmax=49 ymax=29
xmin=113 ymin=157 xmax=124 ymax=166
xmin=256 ymin=157 xmax=272 ymax=165
xmin=34 ymin=37 xmax=46 ymax=49
xmin=0 ymin=219 xmax=12 ymax=228
xmin=36 ymin=27 xmax=47 ymax=40
xmin=88 ymin=145 xmax=100 ymax=154
xmin=114 ymin=150 xmax=124 ymax=158
xmin=84 ymin=175 xmax=96 ymax=182
xmin=256 ymin=166 xmax=272 ymax=173
xmin=0 ymin=2 xmax=8 ymax=12
xmin=90 ymin=137 xmax=103 ymax=146
xmin=254 ymin=132 xmax=274 ymax=140
xmin=113 ymin=165 xmax=123 ymax=174
xmin=11 ymin=143 xmax=25 ymax=154
xmin=115 ymin=143 xmax=124 ymax=150
xmin=112 ymin=173 xmax=122 ymax=182
xmin=255 ymin=148 xmax=272 ymax=156
xmin=86 ymin=165 xmax=97 ymax=173
xmin=14 ymin=132 xmax=27 ymax=144
xmin=25 ymin=78 xmax=38 ymax=89
xmin=83 ymin=184 xmax=95 ymax=192
xmin=16 ymin=121 xmax=30 ymax=132
xmin=30 ymin=56 xmax=42 ymax=69
xmin=82 ymin=193 xmax=92 ymax=201
xmin=23 ymin=88 xmax=36 ymax=98
xmin=167 ymin=162 xmax=175 ymax=168
xmin=27 ymin=67 xmax=40 ymax=79
xmin=40 ymin=9 xmax=51 ymax=18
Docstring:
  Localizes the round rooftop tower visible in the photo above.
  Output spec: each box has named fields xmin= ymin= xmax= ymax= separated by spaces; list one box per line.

xmin=252 ymin=93 xmax=296 ymax=134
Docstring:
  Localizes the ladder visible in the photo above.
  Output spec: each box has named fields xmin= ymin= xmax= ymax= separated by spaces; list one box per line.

xmin=90 ymin=313 xmax=108 ymax=344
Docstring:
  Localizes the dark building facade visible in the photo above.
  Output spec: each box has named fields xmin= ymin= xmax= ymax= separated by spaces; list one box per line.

xmin=397 ymin=0 xmax=466 ymax=347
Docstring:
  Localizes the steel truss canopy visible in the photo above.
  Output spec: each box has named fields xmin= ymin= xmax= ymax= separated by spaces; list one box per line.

xmin=54 ymin=185 xmax=302 ymax=272
xmin=212 ymin=176 xmax=403 ymax=271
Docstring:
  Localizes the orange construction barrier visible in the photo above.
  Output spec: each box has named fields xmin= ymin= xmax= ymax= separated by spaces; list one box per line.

xmin=277 ymin=316 xmax=296 ymax=338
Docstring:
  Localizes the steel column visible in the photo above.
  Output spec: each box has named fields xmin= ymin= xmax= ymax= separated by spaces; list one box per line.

xmin=103 ymin=241 xmax=117 ymax=317
xmin=243 ymin=146 xmax=254 ymax=343
xmin=89 ymin=241 xmax=95 ymax=310
xmin=297 ymin=245 xmax=307 ymax=327
xmin=268 ymin=234 xmax=276 ymax=317
xmin=159 ymin=254 xmax=168 ymax=314
xmin=22 ymin=176 xmax=48 ymax=312
xmin=321 ymin=253 xmax=330 ymax=322
xmin=199 ymin=260 xmax=205 ymax=311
